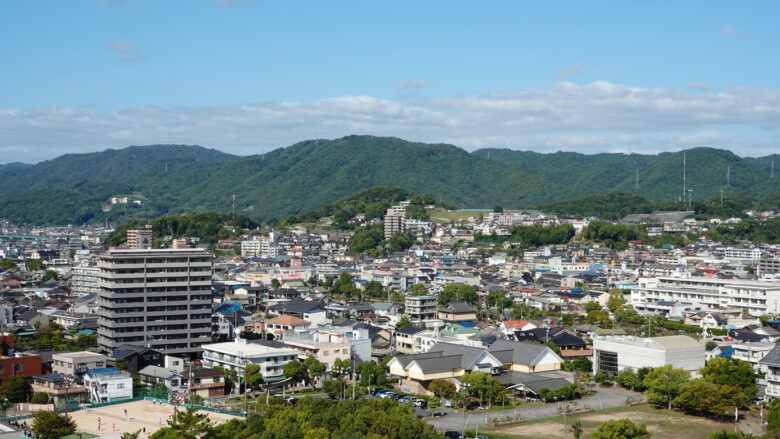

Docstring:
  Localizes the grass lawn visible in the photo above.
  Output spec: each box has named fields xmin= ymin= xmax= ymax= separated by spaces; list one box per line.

xmin=480 ymin=404 xmax=747 ymax=439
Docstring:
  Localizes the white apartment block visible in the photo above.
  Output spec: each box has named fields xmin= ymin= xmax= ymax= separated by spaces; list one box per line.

xmin=723 ymin=247 xmax=762 ymax=263
xmin=71 ymin=266 xmax=101 ymax=296
xmin=631 ymin=276 xmax=780 ymax=316
xmin=201 ymin=341 xmax=299 ymax=381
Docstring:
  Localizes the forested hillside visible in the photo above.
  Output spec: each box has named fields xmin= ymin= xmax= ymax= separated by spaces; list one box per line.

xmin=1 ymin=136 xmax=778 ymax=225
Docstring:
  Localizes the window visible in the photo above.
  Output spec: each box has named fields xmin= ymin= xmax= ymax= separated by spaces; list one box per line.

xmin=101 ymin=384 xmax=108 ymax=391
xmin=95 ymin=362 xmax=104 ymax=368
xmin=117 ymin=383 xmax=125 ymax=389
xmin=14 ymin=363 xmax=22 ymax=373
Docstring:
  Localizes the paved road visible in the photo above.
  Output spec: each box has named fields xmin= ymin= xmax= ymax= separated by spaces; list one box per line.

xmin=425 ymin=386 xmax=645 ymax=432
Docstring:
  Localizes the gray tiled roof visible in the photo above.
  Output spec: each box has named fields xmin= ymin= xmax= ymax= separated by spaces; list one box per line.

xmin=759 ymin=344 xmax=780 ymax=366
xmin=488 ymin=340 xmax=552 ymax=366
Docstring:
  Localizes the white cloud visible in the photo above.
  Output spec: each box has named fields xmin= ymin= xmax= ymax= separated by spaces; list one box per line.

xmin=688 ymin=80 xmax=714 ymax=91
xmin=719 ymin=26 xmax=742 ymax=37
xmin=107 ymin=38 xmax=145 ymax=62
xmin=395 ymin=79 xmax=431 ymax=89
xmin=2 ymin=81 xmax=780 ymax=162
xmin=556 ymin=63 xmax=582 ymax=79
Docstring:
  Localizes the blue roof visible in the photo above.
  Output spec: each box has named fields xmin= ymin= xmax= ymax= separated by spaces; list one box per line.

xmin=570 ymin=287 xmax=584 ymax=292
xmin=719 ymin=347 xmax=735 ymax=358
xmin=457 ymin=322 xmax=475 ymax=328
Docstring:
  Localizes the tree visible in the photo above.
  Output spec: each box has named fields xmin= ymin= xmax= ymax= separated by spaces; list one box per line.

xmin=322 ymin=380 xmax=342 ymax=399
xmin=700 ymin=357 xmax=756 ymax=403
xmin=593 ymin=370 xmax=613 ymax=386
xmin=410 ymin=283 xmax=428 ymax=296
xmin=459 ymin=371 xmax=504 ymax=408
xmin=485 ymin=290 xmax=509 ymax=310
xmin=438 ymin=284 xmax=478 ymax=306
xmin=284 ymin=360 xmax=308 ymax=386
xmin=673 ymin=378 xmax=744 ymax=418
xmin=271 ymin=278 xmax=281 ymax=289
xmin=642 ymin=365 xmax=690 ymax=409
xmin=244 ymin=363 xmax=263 ymax=391
xmin=30 ymin=393 xmax=49 ymax=404
xmin=705 ymin=341 xmax=718 ymax=351
xmin=3 ymin=376 xmax=31 ymax=402
xmin=571 ymin=421 xmax=584 ymax=439
xmin=356 ymin=361 xmax=387 ymax=387
xmin=592 ymin=418 xmax=650 ymax=439
xmin=364 ymin=281 xmax=385 ymax=299
xmin=32 ymin=410 xmax=77 ymax=439
xmin=165 ymin=406 xmax=212 ymax=439
xmin=493 ymin=205 xmax=503 ymax=213
xmin=331 ymin=358 xmax=352 ymax=380
xmin=121 ymin=430 xmax=142 ymax=439
xmin=616 ymin=369 xmax=644 ymax=391
xmin=304 ymin=357 xmax=326 ymax=389
xmin=429 ymin=379 xmax=456 ymax=400
xmin=395 ymin=315 xmax=412 ymax=330
xmin=26 ymin=259 xmax=43 ymax=271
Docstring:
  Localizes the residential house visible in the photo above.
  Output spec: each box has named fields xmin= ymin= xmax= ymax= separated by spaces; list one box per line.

xmin=187 ymin=367 xmax=225 ymax=398
xmin=388 ymin=342 xmax=504 ymax=395
xmin=759 ymin=344 xmax=780 ymax=401
xmin=437 ymin=302 xmax=477 ymax=323
xmin=201 ymin=341 xmax=299 ymax=382
xmin=30 ymin=374 xmax=88 ymax=406
xmin=138 ymin=365 xmax=186 ymax=393
xmin=267 ymin=300 xmax=327 ymax=324
xmin=109 ymin=345 xmax=165 ymax=375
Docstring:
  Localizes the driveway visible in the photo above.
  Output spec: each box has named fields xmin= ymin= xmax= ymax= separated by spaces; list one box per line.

xmin=425 ymin=386 xmax=644 ymax=432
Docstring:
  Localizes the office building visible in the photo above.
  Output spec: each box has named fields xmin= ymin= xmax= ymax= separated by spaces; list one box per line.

xmin=97 ymin=248 xmax=213 ymax=360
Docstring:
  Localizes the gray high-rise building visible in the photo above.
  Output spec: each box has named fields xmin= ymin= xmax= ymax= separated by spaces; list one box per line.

xmin=97 ymin=248 xmax=213 ymax=360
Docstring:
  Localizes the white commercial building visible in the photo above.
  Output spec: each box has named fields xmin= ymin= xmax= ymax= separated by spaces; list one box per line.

xmin=201 ymin=340 xmax=300 ymax=382
xmin=723 ymin=247 xmax=762 ymax=263
xmin=593 ymin=335 xmax=705 ymax=376
xmin=631 ymin=276 xmax=780 ymax=316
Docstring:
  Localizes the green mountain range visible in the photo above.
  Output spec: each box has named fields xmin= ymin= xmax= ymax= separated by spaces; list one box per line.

xmin=0 ymin=135 xmax=778 ymax=225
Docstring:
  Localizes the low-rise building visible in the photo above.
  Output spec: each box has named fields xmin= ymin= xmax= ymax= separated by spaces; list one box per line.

xmin=30 ymin=374 xmax=88 ymax=406
xmin=405 ymin=295 xmax=437 ymax=321
xmin=83 ymin=367 xmax=133 ymax=403
xmin=201 ymin=341 xmax=299 ymax=382
xmin=52 ymin=352 xmax=107 ymax=376
xmin=592 ymin=335 xmax=705 ymax=376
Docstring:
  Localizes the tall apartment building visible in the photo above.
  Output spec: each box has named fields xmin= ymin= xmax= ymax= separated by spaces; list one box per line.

xmin=758 ymin=258 xmax=780 ymax=276
xmin=71 ymin=266 xmax=100 ymax=296
xmin=384 ymin=205 xmax=406 ymax=240
xmin=126 ymin=225 xmax=153 ymax=249
xmin=631 ymin=276 xmax=780 ymax=315
xmin=723 ymin=247 xmax=762 ymax=263
xmin=97 ymin=248 xmax=213 ymax=360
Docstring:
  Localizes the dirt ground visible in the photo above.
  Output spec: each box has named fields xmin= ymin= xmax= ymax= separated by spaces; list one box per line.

xmin=492 ymin=406 xmax=760 ymax=439
xmin=66 ymin=400 xmax=241 ymax=437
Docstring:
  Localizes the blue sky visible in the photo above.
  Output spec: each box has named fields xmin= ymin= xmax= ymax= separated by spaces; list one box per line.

xmin=1 ymin=0 xmax=779 ymax=162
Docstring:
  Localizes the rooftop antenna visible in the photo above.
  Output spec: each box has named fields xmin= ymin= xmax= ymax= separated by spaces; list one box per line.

xmin=635 ymin=168 xmax=639 ymax=192
xmin=682 ymin=149 xmax=687 ymax=204
xmin=725 ymin=165 xmax=731 ymax=188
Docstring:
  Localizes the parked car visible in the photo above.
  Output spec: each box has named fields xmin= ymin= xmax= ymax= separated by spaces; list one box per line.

xmin=443 ymin=431 xmax=463 ymax=439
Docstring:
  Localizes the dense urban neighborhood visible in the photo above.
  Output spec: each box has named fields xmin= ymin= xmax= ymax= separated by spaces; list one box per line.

xmin=0 ymin=197 xmax=779 ymax=439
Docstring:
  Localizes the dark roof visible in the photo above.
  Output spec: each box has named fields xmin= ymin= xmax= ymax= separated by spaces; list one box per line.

xmin=395 ymin=326 xmax=425 ymax=336
xmin=350 ymin=303 xmax=375 ymax=312
xmin=268 ymin=300 xmax=323 ymax=314
xmin=496 ymin=371 xmax=571 ymax=395
xmin=759 ymin=344 xmax=780 ymax=366
xmin=438 ymin=302 xmax=475 ymax=313
xmin=17 ymin=310 xmax=41 ymax=321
